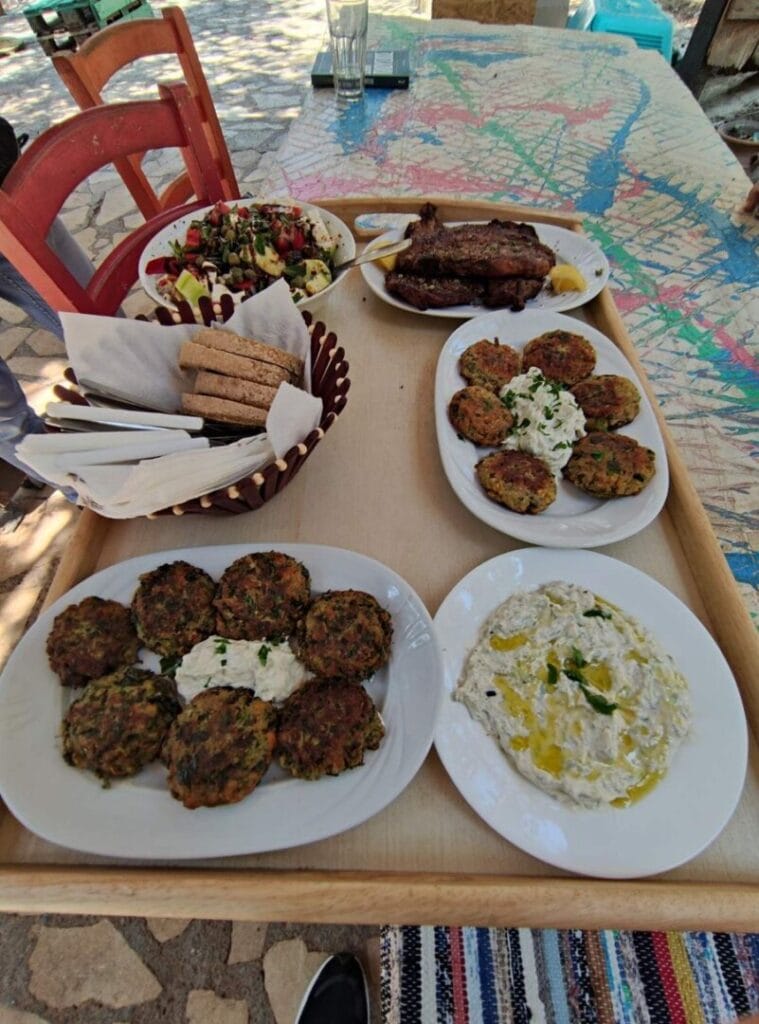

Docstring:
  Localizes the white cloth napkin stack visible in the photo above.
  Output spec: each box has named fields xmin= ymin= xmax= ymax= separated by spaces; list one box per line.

xmin=19 ymin=281 xmax=323 ymax=518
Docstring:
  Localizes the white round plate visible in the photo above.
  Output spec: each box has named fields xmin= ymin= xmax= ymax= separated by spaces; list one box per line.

xmin=0 ymin=544 xmax=442 ymax=860
xmin=139 ymin=201 xmax=356 ymax=310
xmin=435 ymin=309 xmax=668 ymax=547
xmin=360 ymin=222 xmax=609 ymax=318
xmin=433 ymin=548 xmax=747 ymax=879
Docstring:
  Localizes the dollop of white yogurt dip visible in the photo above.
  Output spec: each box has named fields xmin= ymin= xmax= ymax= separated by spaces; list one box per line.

xmin=175 ymin=635 xmax=311 ymax=703
xmin=500 ymin=366 xmax=585 ymax=474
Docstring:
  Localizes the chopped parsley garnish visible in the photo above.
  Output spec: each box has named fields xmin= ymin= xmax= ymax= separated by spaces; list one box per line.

xmin=546 ymin=663 xmax=558 ymax=686
xmin=562 ymin=649 xmax=617 ymax=715
xmin=258 ymin=644 xmax=271 ymax=666
xmin=584 ymin=607 xmax=612 ymax=619
xmin=501 ymin=391 xmax=516 ymax=410
xmin=591 ymin=451 xmax=603 ymax=461
xmin=159 ymin=654 xmax=181 ymax=677
xmin=214 ymin=639 xmax=228 ymax=656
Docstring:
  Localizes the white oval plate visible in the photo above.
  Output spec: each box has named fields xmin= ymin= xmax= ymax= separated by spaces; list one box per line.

xmin=139 ymin=201 xmax=356 ymax=311
xmin=435 ymin=309 xmax=668 ymax=547
xmin=433 ymin=548 xmax=747 ymax=879
xmin=0 ymin=543 xmax=442 ymax=860
xmin=360 ymin=221 xmax=609 ymax=318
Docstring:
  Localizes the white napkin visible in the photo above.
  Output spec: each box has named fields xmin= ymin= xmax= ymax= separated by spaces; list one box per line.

xmin=57 ymin=280 xmax=324 ymax=517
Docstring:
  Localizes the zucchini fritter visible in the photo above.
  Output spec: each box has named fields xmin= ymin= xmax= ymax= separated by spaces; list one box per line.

xmin=47 ymin=595 xmax=140 ymax=687
xmin=476 ymin=449 xmax=557 ymax=513
xmin=214 ymin=551 xmax=311 ymax=640
xmin=277 ymin=679 xmax=385 ymax=780
xmin=563 ymin=432 xmax=656 ymax=497
xmin=162 ymin=687 xmax=276 ymax=808
xmin=62 ymin=667 xmax=180 ymax=779
xmin=448 ymin=385 xmax=514 ymax=446
xmin=459 ymin=339 xmax=520 ymax=392
xmin=522 ymin=330 xmax=596 ymax=386
xmin=292 ymin=590 xmax=393 ymax=682
xmin=570 ymin=374 xmax=640 ymax=431
xmin=131 ymin=560 xmax=216 ymax=658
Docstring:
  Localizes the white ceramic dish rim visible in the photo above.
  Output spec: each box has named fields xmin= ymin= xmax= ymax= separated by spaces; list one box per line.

xmin=433 ymin=547 xmax=748 ymax=879
xmin=138 ymin=201 xmax=356 ymax=311
xmin=0 ymin=543 xmax=443 ymax=861
xmin=360 ymin=221 xmax=610 ymax=319
xmin=434 ymin=309 xmax=669 ymax=548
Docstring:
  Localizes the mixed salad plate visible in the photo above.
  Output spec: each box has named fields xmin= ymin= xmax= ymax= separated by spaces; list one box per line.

xmin=139 ymin=200 xmax=355 ymax=309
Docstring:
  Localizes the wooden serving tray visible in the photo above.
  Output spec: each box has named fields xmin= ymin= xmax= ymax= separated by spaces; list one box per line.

xmin=1 ymin=197 xmax=757 ymax=929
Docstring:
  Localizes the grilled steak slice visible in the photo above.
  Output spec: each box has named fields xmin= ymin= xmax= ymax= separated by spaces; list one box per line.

xmin=398 ymin=205 xmax=556 ymax=280
xmin=483 ymin=276 xmax=545 ymax=311
xmin=385 ymin=271 xmax=484 ymax=310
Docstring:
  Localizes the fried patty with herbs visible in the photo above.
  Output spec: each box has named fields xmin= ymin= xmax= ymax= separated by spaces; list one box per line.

xmin=162 ymin=686 xmax=277 ymax=809
xmin=47 ymin=595 xmax=140 ymax=687
xmin=476 ymin=449 xmax=557 ymax=513
xmin=214 ymin=551 xmax=311 ymax=641
xmin=562 ymin=431 xmax=656 ymax=497
xmin=131 ymin=560 xmax=216 ymax=658
xmin=570 ymin=374 xmax=641 ymax=431
xmin=291 ymin=590 xmax=393 ymax=683
xmin=448 ymin=385 xmax=514 ymax=446
xmin=62 ymin=667 xmax=181 ymax=779
xmin=277 ymin=679 xmax=384 ymax=780
xmin=459 ymin=339 xmax=521 ymax=392
xmin=522 ymin=330 xmax=596 ymax=386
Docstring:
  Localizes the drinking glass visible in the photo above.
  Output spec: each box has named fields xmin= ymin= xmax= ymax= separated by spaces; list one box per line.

xmin=325 ymin=0 xmax=368 ymax=103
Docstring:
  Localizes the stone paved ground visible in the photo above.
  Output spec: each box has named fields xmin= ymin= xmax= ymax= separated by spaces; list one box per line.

xmin=0 ymin=1 xmax=416 ymax=1018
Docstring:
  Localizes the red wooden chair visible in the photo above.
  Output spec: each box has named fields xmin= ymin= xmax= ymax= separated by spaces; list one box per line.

xmin=52 ymin=6 xmax=239 ymax=219
xmin=0 ymin=81 xmax=226 ymax=316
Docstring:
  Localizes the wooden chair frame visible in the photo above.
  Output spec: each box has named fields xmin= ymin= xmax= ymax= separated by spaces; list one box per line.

xmin=0 ymin=82 xmax=226 ymax=316
xmin=52 ymin=6 xmax=239 ymax=219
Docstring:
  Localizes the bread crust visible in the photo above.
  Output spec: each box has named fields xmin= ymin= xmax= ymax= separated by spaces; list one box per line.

xmin=179 ymin=342 xmax=290 ymax=387
xmin=192 ymin=328 xmax=303 ymax=380
xmin=181 ymin=393 xmax=268 ymax=426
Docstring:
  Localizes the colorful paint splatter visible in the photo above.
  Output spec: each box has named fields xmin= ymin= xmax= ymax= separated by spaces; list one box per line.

xmin=261 ymin=18 xmax=758 ymax=613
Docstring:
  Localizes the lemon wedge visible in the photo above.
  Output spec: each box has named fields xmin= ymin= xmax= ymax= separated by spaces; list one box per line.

xmin=549 ymin=264 xmax=587 ymax=293
xmin=376 ymin=251 xmax=400 ymax=272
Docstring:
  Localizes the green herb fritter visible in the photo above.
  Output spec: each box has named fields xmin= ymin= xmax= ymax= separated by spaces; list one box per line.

xmin=458 ymin=338 xmax=520 ymax=392
xmin=47 ymin=595 xmax=140 ymax=687
xmin=448 ymin=385 xmax=514 ymax=447
xmin=522 ymin=330 xmax=596 ymax=386
xmin=131 ymin=560 xmax=216 ymax=658
xmin=291 ymin=589 xmax=393 ymax=683
xmin=570 ymin=374 xmax=640 ymax=431
xmin=214 ymin=551 xmax=311 ymax=641
xmin=277 ymin=679 xmax=385 ymax=780
xmin=476 ymin=449 xmax=557 ymax=514
xmin=563 ymin=431 xmax=656 ymax=497
xmin=62 ymin=667 xmax=181 ymax=780
xmin=162 ymin=687 xmax=277 ymax=808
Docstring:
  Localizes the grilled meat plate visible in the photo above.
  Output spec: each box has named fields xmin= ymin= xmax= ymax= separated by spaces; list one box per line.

xmin=399 ymin=203 xmax=556 ymax=280
xmin=385 ymin=271 xmax=484 ymax=310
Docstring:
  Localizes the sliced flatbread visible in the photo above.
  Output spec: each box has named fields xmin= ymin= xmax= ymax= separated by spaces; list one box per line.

xmin=192 ymin=327 xmax=304 ymax=380
xmin=179 ymin=343 xmax=290 ymax=388
xmin=182 ymin=393 xmax=268 ymax=427
xmin=194 ymin=371 xmax=277 ymax=410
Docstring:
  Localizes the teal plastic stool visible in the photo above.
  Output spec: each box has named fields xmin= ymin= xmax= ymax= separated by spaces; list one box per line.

xmin=567 ymin=0 xmax=674 ymax=61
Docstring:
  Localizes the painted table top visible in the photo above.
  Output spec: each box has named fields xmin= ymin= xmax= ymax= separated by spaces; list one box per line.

xmin=257 ymin=17 xmax=758 ymax=614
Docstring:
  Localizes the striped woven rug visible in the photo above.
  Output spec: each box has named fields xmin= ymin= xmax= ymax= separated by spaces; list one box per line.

xmin=380 ymin=928 xmax=759 ymax=1023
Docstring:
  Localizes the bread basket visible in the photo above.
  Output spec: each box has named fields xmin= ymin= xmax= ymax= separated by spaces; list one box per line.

xmin=57 ymin=294 xmax=350 ymax=518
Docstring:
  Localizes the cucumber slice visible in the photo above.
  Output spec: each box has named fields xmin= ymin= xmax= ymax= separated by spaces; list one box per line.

xmin=175 ymin=269 xmax=210 ymax=304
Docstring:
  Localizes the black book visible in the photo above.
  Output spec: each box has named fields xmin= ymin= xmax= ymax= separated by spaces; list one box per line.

xmin=311 ymin=49 xmax=410 ymax=90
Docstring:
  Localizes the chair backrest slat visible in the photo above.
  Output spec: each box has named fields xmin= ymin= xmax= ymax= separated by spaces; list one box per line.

xmin=51 ymin=7 xmax=239 ymax=218
xmin=0 ymin=81 xmax=226 ymax=317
